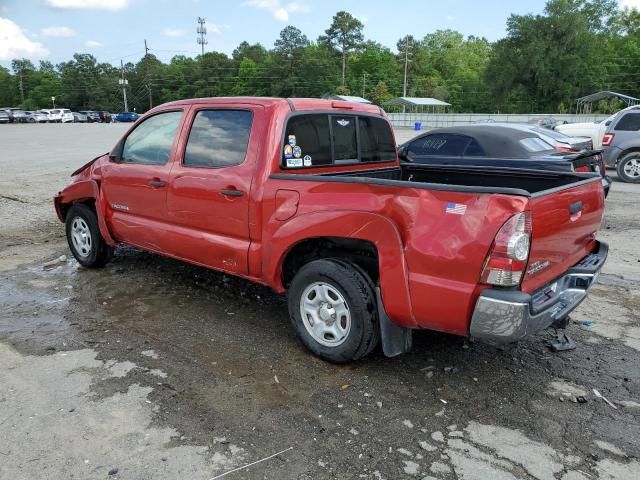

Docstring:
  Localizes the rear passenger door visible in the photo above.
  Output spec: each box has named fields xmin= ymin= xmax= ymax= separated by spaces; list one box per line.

xmin=165 ymin=105 xmax=262 ymax=274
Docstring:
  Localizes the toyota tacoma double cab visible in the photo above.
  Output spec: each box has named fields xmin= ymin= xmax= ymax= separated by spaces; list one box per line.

xmin=54 ymin=97 xmax=608 ymax=362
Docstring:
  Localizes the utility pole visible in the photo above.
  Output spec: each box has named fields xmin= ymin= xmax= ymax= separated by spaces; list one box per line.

xmin=143 ymin=39 xmax=152 ymax=109
xmin=403 ymin=38 xmax=411 ymax=97
xmin=362 ymin=73 xmax=368 ymax=98
xmin=18 ymin=69 xmax=25 ymax=104
xmin=197 ymin=17 xmax=208 ymax=56
xmin=119 ymin=59 xmax=128 ymax=112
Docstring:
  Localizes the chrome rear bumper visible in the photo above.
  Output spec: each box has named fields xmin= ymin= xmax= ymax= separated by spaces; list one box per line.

xmin=470 ymin=241 xmax=608 ymax=344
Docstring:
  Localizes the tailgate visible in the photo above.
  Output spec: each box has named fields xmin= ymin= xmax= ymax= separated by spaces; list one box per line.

xmin=521 ymin=177 xmax=605 ymax=293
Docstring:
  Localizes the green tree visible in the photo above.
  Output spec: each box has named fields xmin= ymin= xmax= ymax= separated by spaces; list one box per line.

xmin=320 ymin=11 xmax=364 ymax=86
xmin=370 ymin=80 xmax=391 ymax=105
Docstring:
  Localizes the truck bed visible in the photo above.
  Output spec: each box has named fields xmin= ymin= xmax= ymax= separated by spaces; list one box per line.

xmin=273 ymin=164 xmax=601 ymax=197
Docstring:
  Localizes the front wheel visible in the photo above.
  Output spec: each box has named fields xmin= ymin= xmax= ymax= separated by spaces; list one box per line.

xmin=65 ymin=204 xmax=112 ymax=267
xmin=617 ymin=154 xmax=640 ymax=183
xmin=288 ymin=259 xmax=379 ymax=363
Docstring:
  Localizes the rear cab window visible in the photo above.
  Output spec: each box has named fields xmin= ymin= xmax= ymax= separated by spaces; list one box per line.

xmin=281 ymin=113 xmax=395 ymax=169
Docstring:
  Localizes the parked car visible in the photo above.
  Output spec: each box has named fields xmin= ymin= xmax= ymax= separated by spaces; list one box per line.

xmin=485 ymin=123 xmax=592 ymax=152
xmin=59 ymin=108 xmax=74 ymax=123
xmin=73 ymin=112 xmax=88 ymax=123
xmin=54 ymin=97 xmax=608 ymax=362
xmin=554 ymin=106 xmax=640 ymax=149
xmin=528 ymin=117 xmax=567 ymax=130
xmin=98 ymin=111 xmax=112 ymax=123
xmin=79 ymin=110 xmax=100 ymax=123
xmin=0 ymin=110 xmax=10 ymax=123
xmin=115 ymin=111 xmax=139 ymax=122
xmin=40 ymin=109 xmax=62 ymax=123
xmin=398 ymin=125 xmax=610 ymax=196
xmin=600 ymin=107 xmax=640 ymax=183
xmin=24 ymin=111 xmax=49 ymax=123
xmin=2 ymin=107 xmax=28 ymax=123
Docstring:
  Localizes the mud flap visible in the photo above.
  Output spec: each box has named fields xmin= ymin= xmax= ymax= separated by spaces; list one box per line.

xmin=376 ymin=288 xmax=412 ymax=357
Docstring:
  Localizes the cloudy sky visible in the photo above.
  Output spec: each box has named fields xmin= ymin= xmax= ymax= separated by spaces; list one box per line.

xmin=1 ymin=0 xmax=639 ymax=68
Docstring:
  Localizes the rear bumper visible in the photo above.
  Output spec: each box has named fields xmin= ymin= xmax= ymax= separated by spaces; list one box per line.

xmin=602 ymin=176 xmax=611 ymax=197
xmin=469 ymin=241 xmax=608 ymax=344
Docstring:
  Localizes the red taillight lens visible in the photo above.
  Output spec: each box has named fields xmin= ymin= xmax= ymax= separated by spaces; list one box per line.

xmin=575 ymin=166 xmax=591 ymax=173
xmin=554 ymin=146 xmax=573 ymax=153
xmin=480 ymin=212 xmax=532 ymax=286
xmin=602 ymin=133 xmax=614 ymax=147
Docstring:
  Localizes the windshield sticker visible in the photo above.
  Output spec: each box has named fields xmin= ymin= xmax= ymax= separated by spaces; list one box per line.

xmin=293 ymin=146 xmax=302 ymax=158
xmin=288 ymin=135 xmax=296 ymax=146
xmin=284 ymin=144 xmax=293 ymax=159
xmin=336 ymin=119 xmax=350 ymax=127
xmin=303 ymin=154 xmax=312 ymax=166
xmin=287 ymin=157 xmax=303 ymax=168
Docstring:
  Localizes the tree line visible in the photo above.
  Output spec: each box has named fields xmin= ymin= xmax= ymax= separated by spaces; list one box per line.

xmin=0 ymin=0 xmax=638 ymax=114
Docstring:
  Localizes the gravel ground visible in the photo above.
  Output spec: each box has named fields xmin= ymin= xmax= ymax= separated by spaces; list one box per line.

xmin=0 ymin=123 xmax=639 ymax=480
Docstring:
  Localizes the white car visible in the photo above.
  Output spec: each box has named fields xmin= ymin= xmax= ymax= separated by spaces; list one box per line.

xmin=40 ymin=109 xmax=62 ymax=123
xmin=556 ymin=105 xmax=639 ymax=149
xmin=59 ymin=108 xmax=74 ymax=123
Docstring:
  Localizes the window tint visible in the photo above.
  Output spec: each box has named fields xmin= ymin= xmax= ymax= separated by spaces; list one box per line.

xmin=464 ymin=138 xmax=486 ymax=156
xmin=615 ymin=113 xmax=640 ymax=131
xmin=519 ymin=137 xmax=553 ymax=153
xmin=408 ymin=134 xmax=470 ymax=156
xmin=283 ymin=114 xmax=395 ymax=168
xmin=284 ymin=114 xmax=332 ymax=167
xmin=122 ymin=111 xmax=182 ymax=165
xmin=359 ymin=116 xmax=396 ymax=162
xmin=184 ymin=110 xmax=252 ymax=168
xmin=331 ymin=116 xmax=358 ymax=162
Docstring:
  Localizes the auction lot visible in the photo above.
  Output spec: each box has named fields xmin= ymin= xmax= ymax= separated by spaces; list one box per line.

xmin=1 ymin=124 xmax=639 ymax=479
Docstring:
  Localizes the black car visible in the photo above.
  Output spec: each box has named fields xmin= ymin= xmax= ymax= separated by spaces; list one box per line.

xmin=398 ymin=125 xmax=611 ymax=196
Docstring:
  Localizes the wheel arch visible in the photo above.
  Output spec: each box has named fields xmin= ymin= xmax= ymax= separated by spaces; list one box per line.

xmin=265 ymin=211 xmax=416 ymax=328
xmin=55 ymin=179 xmax=116 ymax=246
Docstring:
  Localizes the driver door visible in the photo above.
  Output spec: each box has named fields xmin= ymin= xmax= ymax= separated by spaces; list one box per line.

xmin=101 ymin=109 xmax=184 ymax=250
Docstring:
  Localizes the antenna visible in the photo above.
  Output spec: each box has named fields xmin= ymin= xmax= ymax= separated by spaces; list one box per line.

xmin=197 ymin=17 xmax=208 ymax=56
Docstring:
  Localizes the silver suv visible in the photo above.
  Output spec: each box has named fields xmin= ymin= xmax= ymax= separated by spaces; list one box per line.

xmin=602 ymin=106 xmax=640 ymax=183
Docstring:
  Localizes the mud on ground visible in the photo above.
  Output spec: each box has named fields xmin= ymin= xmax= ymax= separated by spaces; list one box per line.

xmin=0 ymin=124 xmax=639 ymax=479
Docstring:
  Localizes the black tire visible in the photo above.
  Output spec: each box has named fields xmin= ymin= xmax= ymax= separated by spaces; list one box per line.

xmin=288 ymin=259 xmax=380 ymax=363
xmin=65 ymin=203 xmax=113 ymax=268
xmin=616 ymin=153 xmax=640 ymax=183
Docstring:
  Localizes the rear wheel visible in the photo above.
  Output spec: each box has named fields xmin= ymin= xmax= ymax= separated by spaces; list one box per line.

xmin=617 ymin=153 xmax=640 ymax=183
xmin=65 ymin=204 xmax=112 ymax=268
xmin=288 ymin=259 xmax=379 ymax=363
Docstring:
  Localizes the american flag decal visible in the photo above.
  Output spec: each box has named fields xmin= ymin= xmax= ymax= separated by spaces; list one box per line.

xmin=446 ymin=202 xmax=467 ymax=215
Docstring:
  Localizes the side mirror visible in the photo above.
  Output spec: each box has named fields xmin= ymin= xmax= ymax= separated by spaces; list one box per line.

xmin=605 ymin=120 xmax=611 ymax=126
xmin=109 ymin=139 xmax=124 ymax=163
xmin=398 ymin=145 xmax=409 ymax=161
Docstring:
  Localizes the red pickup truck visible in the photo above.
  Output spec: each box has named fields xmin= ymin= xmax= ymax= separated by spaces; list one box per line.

xmin=54 ymin=97 xmax=608 ymax=362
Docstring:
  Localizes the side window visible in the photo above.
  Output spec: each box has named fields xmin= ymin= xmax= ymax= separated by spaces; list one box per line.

xmin=464 ymin=138 xmax=486 ymax=157
xmin=614 ymin=113 xmax=640 ymax=131
xmin=122 ymin=111 xmax=182 ymax=165
xmin=284 ymin=114 xmax=332 ymax=167
xmin=408 ymin=134 xmax=470 ymax=156
xmin=359 ymin=116 xmax=396 ymax=162
xmin=184 ymin=110 xmax=253 ymax=168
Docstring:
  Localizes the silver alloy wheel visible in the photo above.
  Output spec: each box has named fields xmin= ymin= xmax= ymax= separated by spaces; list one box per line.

xmin=70 ymin=216 xmax=92 ymax=258
xmin=300 ymin=282 xmax=351 ymax=347
xmin=623 ymin=157 xmax=640 ymax=179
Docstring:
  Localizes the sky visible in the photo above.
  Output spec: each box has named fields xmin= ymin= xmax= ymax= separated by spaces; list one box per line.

xmin=1 ymin=0 xmax=639 ymax=69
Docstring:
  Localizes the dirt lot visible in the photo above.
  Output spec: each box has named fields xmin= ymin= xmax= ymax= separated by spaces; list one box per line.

xmin=1 ymin=123 xmax=639 ymax=480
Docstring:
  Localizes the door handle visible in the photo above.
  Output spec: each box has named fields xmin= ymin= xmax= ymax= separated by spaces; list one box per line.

xmin=148 ymin=179 xmax=166 ymax=188
xmin=220 ymin=189 xmax=244 ymax=197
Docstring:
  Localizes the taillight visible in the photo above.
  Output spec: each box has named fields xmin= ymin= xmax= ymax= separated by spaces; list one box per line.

xmin=602 ymin=133 xmax=614 ymax=146
xmin=480 ymin=212 xmax=532 ymax=287
xmin=554 ymin=146 xmax=574 ymax=153
xmin=575 ymin=166 xmax=591 ymax=172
